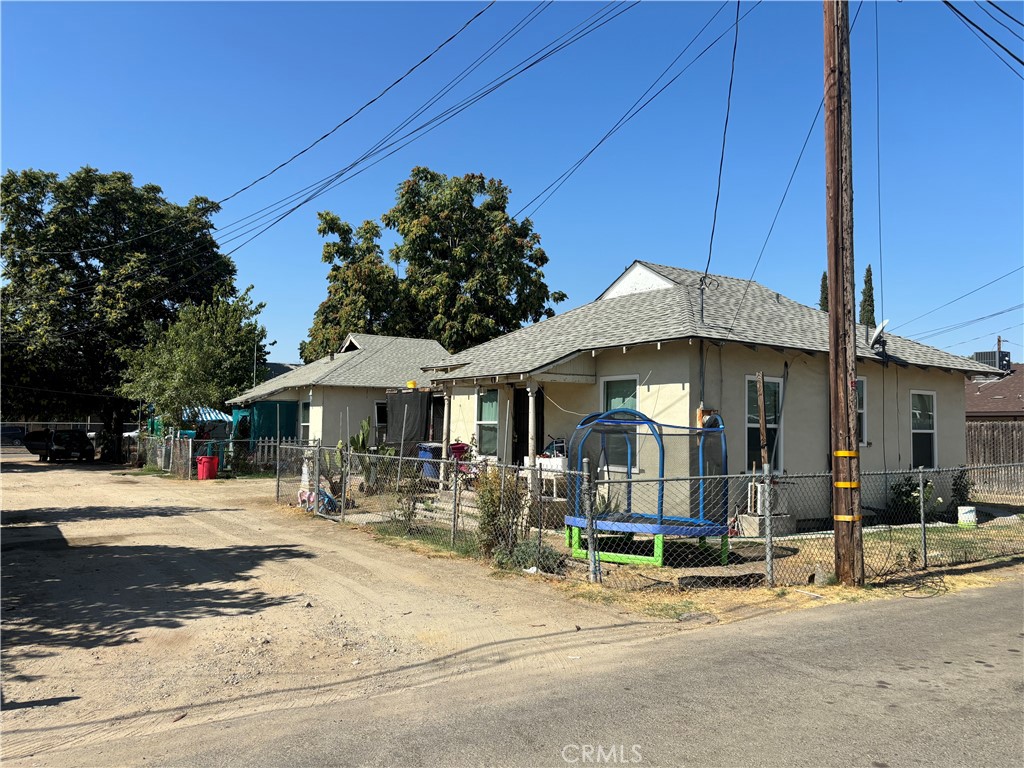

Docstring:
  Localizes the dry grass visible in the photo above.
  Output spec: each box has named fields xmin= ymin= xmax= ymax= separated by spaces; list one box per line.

xmin=553 ymin=559 xmax=1024 ymax=625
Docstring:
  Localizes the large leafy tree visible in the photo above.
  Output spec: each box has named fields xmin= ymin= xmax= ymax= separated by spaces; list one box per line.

xmin=119 ymin=289 xmax=268 ymax=428
xmin=302 ymin=167 xmax=566 ymax=359
xmin=1 ymin=167 xmax=237 ymax=441
xmin=859 ymin=264 xmax=876 ymax=327
xmin=382 ymin=167 xmax=566 ymax=353
xmin=300 ymin=214 xmax=403 ymax=362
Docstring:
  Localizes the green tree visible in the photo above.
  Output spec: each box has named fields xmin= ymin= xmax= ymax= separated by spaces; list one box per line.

xmin=303 ymin=167 xmax=567 ymax=358
xmin=1 ymin=167 xmax=236 ymax=448
xmin=382 ymin=167 xmax=566 ymax=353
xmin=299 ymin=215 xmax=403 ymax=363
xmin=819 ymin=270 xmax=829 ymax=312
xmin=119 ymin=289 xmax=268 ymax=428
xmin=859 ymin=264 xmax=876 ymax=326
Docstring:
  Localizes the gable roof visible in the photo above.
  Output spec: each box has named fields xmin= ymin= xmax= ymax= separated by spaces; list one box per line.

xmin=228 ymin=334 xmax=450 ymax=405
xmin=425 ymin=261 xmax=1001 ymax=382
xmin=965 ymin=364 xmax=1024 ymax=418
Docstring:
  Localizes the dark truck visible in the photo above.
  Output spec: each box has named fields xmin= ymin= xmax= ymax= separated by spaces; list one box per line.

xmin=24 ymin=429 xmax=96 ymax=462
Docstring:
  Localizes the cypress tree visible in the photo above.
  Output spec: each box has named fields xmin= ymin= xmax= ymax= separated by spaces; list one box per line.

xmin=860 ymin=264 xmax=876 ymax=326
xmin=819 ymin=270 xmax=829 ymax=312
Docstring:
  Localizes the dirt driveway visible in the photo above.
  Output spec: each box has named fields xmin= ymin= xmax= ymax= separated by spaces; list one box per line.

xmin=1 ymin=452 xmax=697 ymax=765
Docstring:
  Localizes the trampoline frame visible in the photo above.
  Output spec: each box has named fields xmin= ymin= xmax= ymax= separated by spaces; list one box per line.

xmin=564 ymin=408 xmax=729 ymax=567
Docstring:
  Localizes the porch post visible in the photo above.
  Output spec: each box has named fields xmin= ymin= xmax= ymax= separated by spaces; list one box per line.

xmin=441 ymin=388 xmax=451 ymax=460
xmin=527 ymin=384 xmax=537 ymax=469
xmin=528 ymin=384 xmax=539 ymax=505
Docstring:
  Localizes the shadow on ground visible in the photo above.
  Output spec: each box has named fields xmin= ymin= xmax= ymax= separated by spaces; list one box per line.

xmin=1 ymin=524 xmax=314 ymax=681
xmin=2 ymin=504 xmax=207 ymax=527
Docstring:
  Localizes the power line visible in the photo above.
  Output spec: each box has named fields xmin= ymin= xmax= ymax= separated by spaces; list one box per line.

xmin=912 ymin=304 xmax=1023 ymax=342
xmin=7 ymin=4 xmax=592 ymax=304
xmin=875 ymin=0 xmax=885 ymax=323
xmin=6 ymin=2 xmax=497 ymax=259
xmin=987 ymin=0 xmax=1024 ymax=27
xmin=975 ymin=0 xmax=1024 ymax=40
xmin=4 ymin=3 xmax=640 ymax=346
xmin=215 ymin=1 xmax=497 ymax=207
xmin=943 ymin=0 xmax=1024 ymax=76
xmin=722 ymin=0 xmax=866 ymax=340
xmin=514 ymin=1 xmax=753 ymax=219
xmin=702 ymin=0 xmax=742 ymax=285
xmin=889 ymin=265 xmax=1023 ymax=332
xmin=944 ymin=324 xmax=1020 ymax=348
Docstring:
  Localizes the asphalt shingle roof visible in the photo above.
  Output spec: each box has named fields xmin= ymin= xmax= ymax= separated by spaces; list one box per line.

xmin=228 ymin=334 xmax=449 ymax=405
xmin=965 ymin=364 xmax=1024 ymax=418
xmin=425 ymin=261 xmax=1001 ymax=381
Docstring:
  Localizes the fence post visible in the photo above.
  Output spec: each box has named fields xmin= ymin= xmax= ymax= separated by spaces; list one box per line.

xmin=314 ymin=440 xmax=321 ymax=517
xmin=188 ymin=438 xmax=193 ymax=481
xmin=275 ymin=439 xmax=282 ymax=503
xmin=763 ymin=469 xmax=775 ymax=587
xmin=583 ymin=458 xmax=601 ymax=584
xmin=343 ymin=447 xmax=352 ymax=523
xmin=918 ymin=468 xmax=928 ymax=569
xmin=450 ymin=455 xmax=459 ymax=547
xmin=536 ymin=466 xmax=543 ymax=562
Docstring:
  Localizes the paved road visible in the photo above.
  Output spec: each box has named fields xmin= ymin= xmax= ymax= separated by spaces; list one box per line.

xmin=22 ymin=578 xmax=1023 ymax=768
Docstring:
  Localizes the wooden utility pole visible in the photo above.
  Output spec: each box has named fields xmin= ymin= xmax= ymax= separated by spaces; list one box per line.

xmin=824 ymin=0 xmax=864 ymax=585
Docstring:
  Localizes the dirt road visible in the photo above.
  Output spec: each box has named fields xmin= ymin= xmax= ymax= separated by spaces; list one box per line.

xmin=1 ymin=453 xmax=691 ymax=765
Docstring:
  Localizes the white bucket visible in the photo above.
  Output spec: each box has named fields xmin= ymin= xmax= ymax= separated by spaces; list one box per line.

xmin=957 ymin=506 xmax=977 ymax=528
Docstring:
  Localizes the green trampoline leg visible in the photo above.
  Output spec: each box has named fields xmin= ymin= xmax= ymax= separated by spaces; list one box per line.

xmin=653 ymin=534 xmax=664 ymax=567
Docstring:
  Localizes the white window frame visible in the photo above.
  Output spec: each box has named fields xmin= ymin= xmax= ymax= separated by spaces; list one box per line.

xmin=910 ymin=390 xmax=937 ymax=469
xmin=599 ymin=375 xmax=640 ymax=471
xmin=745 ymin=375 xmax=784 ymax=473
xmin=374 ymin=401 xmax=388 ymax=447
xmin=856 ymin=376 xmax=867 ymax=447
xmin=300 ymin=401 xmax=311 ymax=443
xmin=476 ymin=389 xmax=498 ymax=458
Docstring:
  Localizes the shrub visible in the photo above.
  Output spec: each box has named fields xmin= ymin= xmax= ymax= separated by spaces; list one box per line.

xmin=884 ymin=475 xmax=943 ymax=525
xmin=950 ymin=466 xmax=973 ymax=510
xmin=495 ymin=540 xmax=567 ymax=575
xmin=477 ymin=467 xmax=524 ymax=556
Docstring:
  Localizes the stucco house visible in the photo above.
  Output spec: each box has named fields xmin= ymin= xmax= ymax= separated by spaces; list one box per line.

xmin=227 ymin=334 xmax=449 ymax=448
xmin=422 ymin=261 xmax=1001 ymax=523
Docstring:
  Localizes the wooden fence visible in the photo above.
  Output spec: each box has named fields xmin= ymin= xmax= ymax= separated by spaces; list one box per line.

xmin=966 ymin=421 xmax=1024 ymax=466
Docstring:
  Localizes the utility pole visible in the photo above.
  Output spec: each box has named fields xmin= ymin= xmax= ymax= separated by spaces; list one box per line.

xmin=824 ymin=0 xmax=864 ymax=585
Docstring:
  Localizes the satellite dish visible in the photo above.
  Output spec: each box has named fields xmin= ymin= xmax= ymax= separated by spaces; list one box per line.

xmin=869 ymin=319 xmax=890 ymax=350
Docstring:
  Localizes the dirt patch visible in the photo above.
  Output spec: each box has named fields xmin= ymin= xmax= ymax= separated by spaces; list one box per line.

xmin=2 ymin=451 xmax=1020 ymax=766
xmin=0 ymin=454 xmax=676 ymax=764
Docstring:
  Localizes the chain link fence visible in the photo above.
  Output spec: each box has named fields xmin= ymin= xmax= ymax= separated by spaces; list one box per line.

xmin=132 ymin=436 xmax=1024 ymax=592
xmin=269 ymin=446 xmax=1024 ymax=591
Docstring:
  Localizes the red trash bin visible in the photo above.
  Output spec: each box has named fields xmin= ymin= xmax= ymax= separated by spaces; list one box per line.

xmin=197 ymin=455 xmax=219 ymax=480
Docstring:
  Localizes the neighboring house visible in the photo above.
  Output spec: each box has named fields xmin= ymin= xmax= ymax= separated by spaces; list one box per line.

xmin=965 ymin=363 xmax=1023 ymax=422
xmin=423 ymin=260 xmax=1001 ymax=523
xmin=227 ymin=334 xmax=449 ymax=448
xmin=266 ymin=362 xmax=302 ymax=380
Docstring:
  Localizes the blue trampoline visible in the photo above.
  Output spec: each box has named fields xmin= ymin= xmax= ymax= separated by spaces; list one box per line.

xmin=564 ymin=408 xmax=729 ymax=567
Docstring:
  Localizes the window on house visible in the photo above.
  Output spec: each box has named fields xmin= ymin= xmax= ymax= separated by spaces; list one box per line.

xmin=602 ymin=377 xmax=638 ymax=469
xmin=374 ymin=401 xmax=388 ymax=446
xmin=746 ymin=376 xmax=783 ymax=472
xmin=300 ymin=401 xmax=310 ymax=443
xmin=857 ymin=377 xmax=867 ymax=446
xmin=477 ymin=389 xmax=498 ymax=456
xmin=911 ymin=391 xmax=936 ymax=468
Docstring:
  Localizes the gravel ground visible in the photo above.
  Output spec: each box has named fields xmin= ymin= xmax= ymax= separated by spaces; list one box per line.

xmin=1 ymin=451 xmax=689 ymax=765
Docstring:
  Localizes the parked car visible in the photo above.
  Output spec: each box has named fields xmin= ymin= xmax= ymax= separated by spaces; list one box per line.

xmin=23 ymin=429 xmax=96 ymax=462
xmin=1 ymin=425 xmax=26 ymax=446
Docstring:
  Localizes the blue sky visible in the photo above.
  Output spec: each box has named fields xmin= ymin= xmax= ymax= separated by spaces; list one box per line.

xmin=3 ymin=1 xmax=1022 ymax=363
